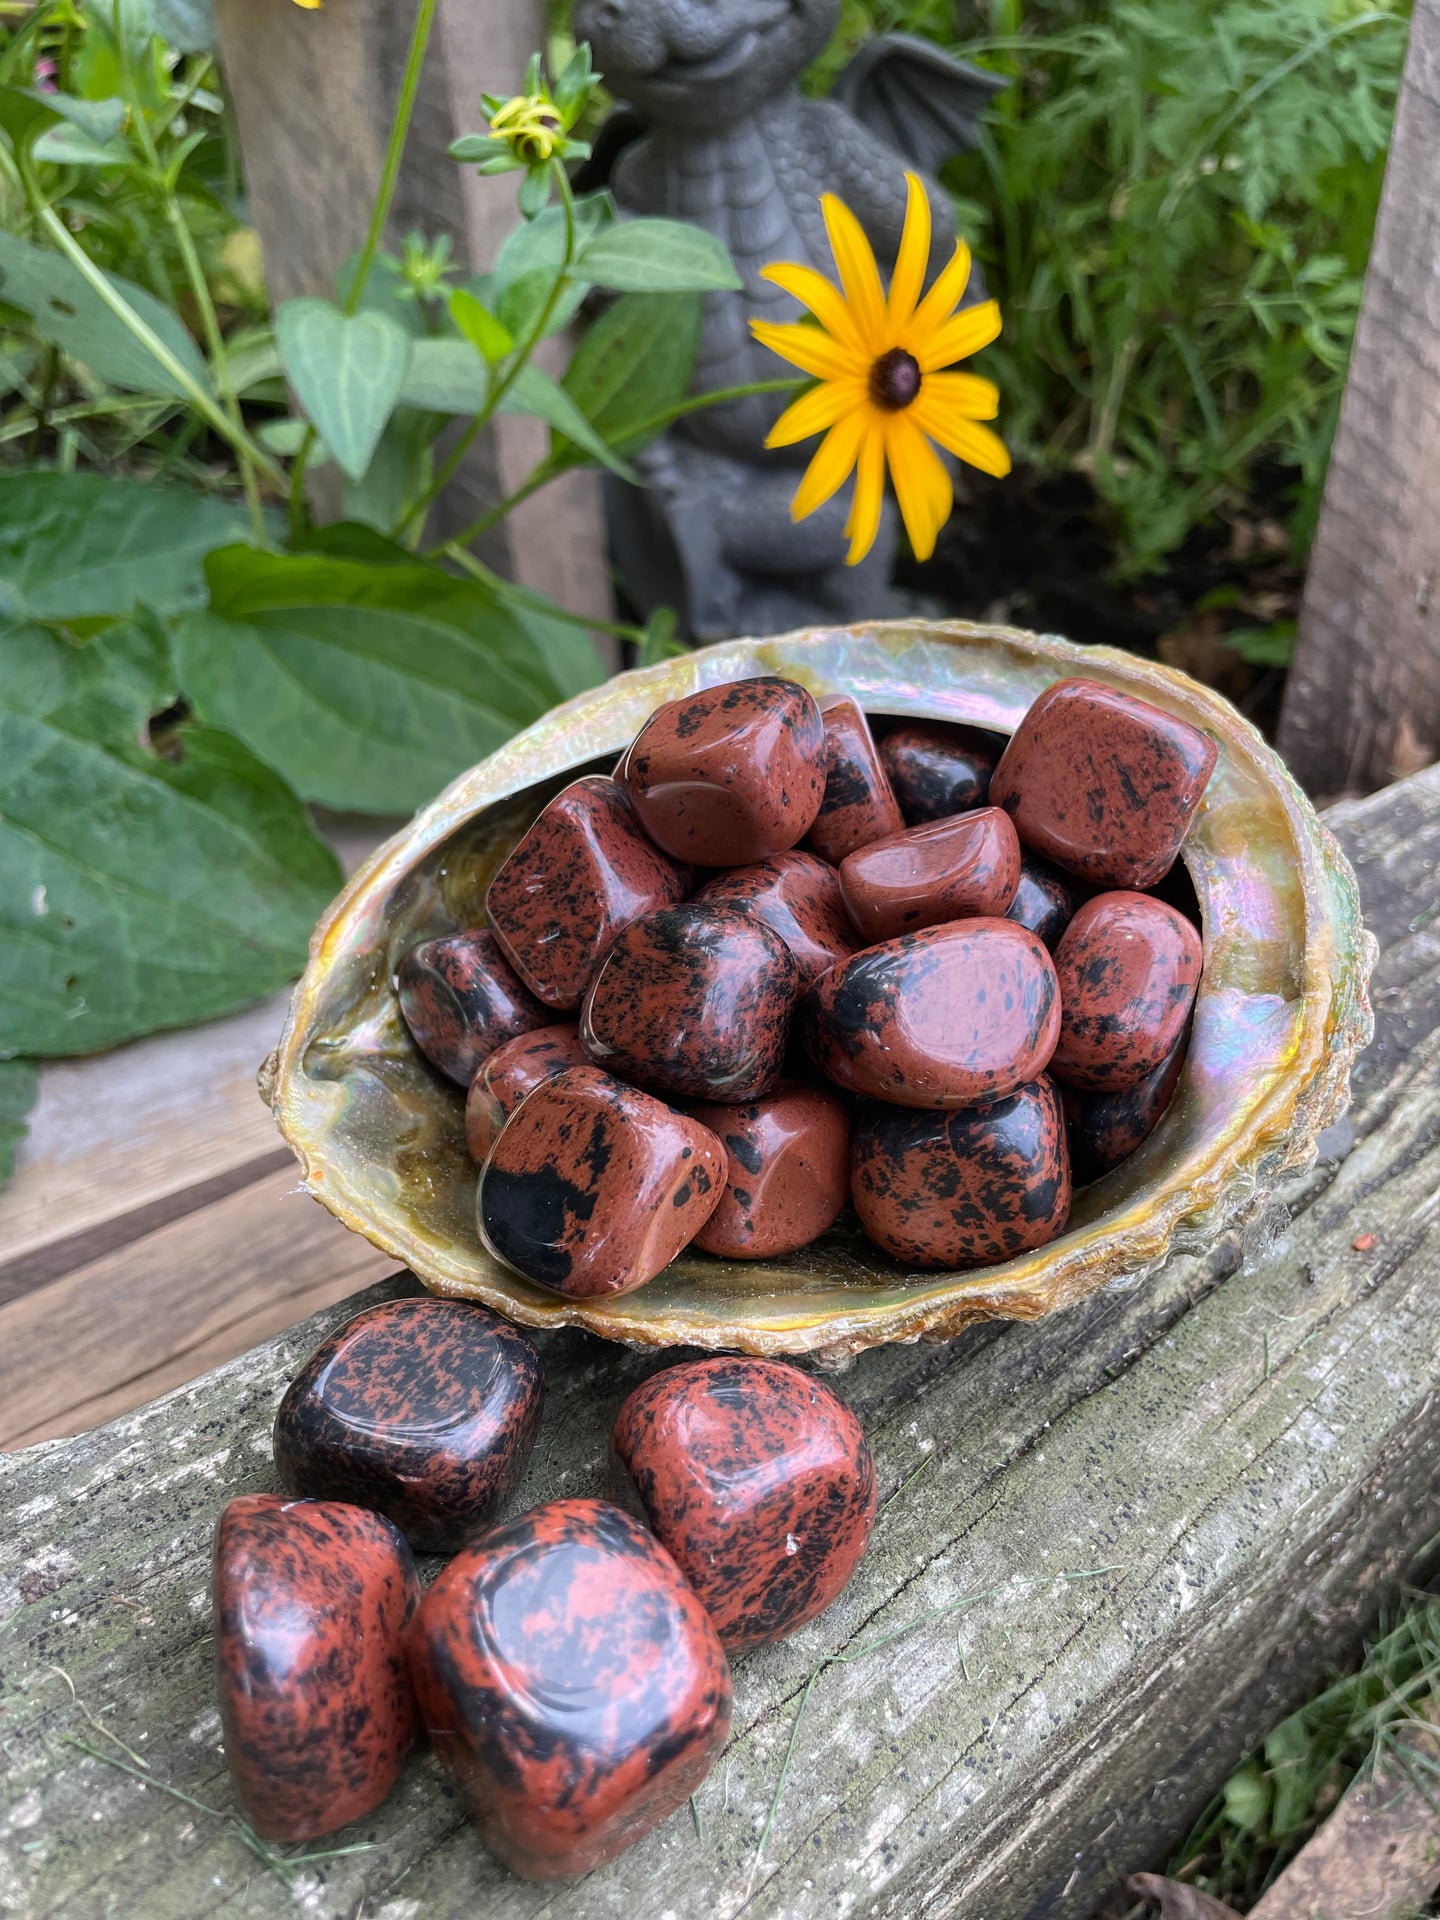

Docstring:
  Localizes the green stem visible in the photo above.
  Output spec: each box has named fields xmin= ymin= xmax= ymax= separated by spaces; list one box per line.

xmin=442 ymin=541 xmax=646 ymax=643
xmin=392 ymin=155 xmax=578 ymax=543
xmin=424 ymin=462 xmax=557 ymax=554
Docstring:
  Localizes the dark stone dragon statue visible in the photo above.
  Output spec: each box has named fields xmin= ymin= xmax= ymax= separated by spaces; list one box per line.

xmin=570 ymin=0 xmax=1003 ymax=639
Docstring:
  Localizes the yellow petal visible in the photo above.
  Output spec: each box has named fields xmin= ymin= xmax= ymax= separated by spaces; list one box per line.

xmin=751 ymin=319 xmax=866 ymax=383
xmin=844 ymin=420 xmax=887 ymax=566
xmin=915 ymin=299 xmax=1002 ymax=373
xmin=791 ymin=407 xmax=871 ymax=522
xmin=822 ymin=194 xmax=887 ymax=353
xmin=760 ymin=262 xmax=865 ymax=352
xmin=886 ymin=415 xmax=952 ymax=563
xmin=765 ymin=379 xmax=866 ymax=450
xmin=915 ymin=370 xmax=1000 ymax=420
xmin=887 ymin=172 xmax=932 ymax=334
xmin=909 ymin=398 xmax=1012 ymax=479
xmin=908 ymin=238 xmax=973 ymax=344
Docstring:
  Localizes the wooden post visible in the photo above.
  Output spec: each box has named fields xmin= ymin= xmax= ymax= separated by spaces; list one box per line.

xmin=211 ymin=0 xmax=616 ymax=635
xmin=1277 ymin=0 xmax=1440 ymax=796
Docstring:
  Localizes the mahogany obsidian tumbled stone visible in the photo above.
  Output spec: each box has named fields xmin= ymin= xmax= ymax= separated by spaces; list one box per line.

xmin=803 ymin=919 xmax=1060 ymax=1109
xmin=1064 ymin=1029 xmax=1189 ymax=1185
xmin=619 ymin=675 xmax=827 ymax=866
xmin=684 ymin=1081 xmax=851 ymax=1259
xmin=877 ymin=719 xmax=1003 ymax=822
xmin=837 ymin=806 xmax=1020 ymax=943
xmin=408 ymin=1497 xmax=732 ymax=1880
xmin=694 ymin=851 xmax=855 ymax=986
xmin=1006 ymin=853 xmax=1082 ymax=951
xmin=465 ymin=1023 xmax=588 ymax=1163
xmin=613 ymin=1358 xmax=876 ymax=1651
xmin=1050 ymin=892 xmax=1203 ymax=1093
xmin=485 ymin=775 xmax=691 ymax=1011
xmin=213 ymin=1494 xmax=418 ymax=1842
xmin=805 ymin=694 xmax=904 ymax=865
xmin=478 ymin=1064 xmax=725 ymax=1297
xmin=990 ymin=677 xmax=1218 ymax=889
xmin=272 ymin=1299 xmax=543 ymax=1552
xmin=850 ymin=1078 xmax=1072 ymax=1269
xmin=396 ymin=930 xmax=547 ymax=1087
xmin=581 ymin=903 xmax=800 ymax=1104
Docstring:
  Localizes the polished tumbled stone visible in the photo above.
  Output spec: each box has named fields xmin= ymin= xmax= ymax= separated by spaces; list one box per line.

xmin=838 ymin=806 xmax=1020 ymax=943
xmin=694 ymin=851 xmax=855 ymax=986
xmin=989 ymin=677 xmax=1218 ymax=889
xmin=1050 ymin=891 xmax=1203 ymax=1093
xmin=803 ymin=918 xmax=1061 ymax=1109
xmin=1006 ymin=852 xmax=1082 ymax=951
xmin=396 ymin=931 xmax=547 ymax=1087
xmin=1064 ymin=1029 xmax=1189 ymax=1184
xmin=408 ymin=1497 xmax=732 ymax=1880
xmin=581 ymin=903 xmax=800 ymax=1104
xmin=850 ymin=1078 xmax=1072 ymax=1270
xmin=272 ymin=1299 xmax=543 ymax=1553
xmin=878 ymin=719 xmax=1003 ymax=822
xmin=805 ymin=695 xmax=904 ymax=866
xmin=620 ymin=675 xmax=827 ymax=866
xmin=213 ymin=1494 xmax=418 ymax=1842
xmin=478 ymin=1064 xmax=725 ymax=1297
xmin=485 ymin=775 xmax=691 ymax=1011
xmin=684 ymin=1081 xmax=852 ymax=1259
xmin=465 ymin=1023 xmax=588 ymax=1163
xmin=613 ymin=1358 xmax=876 ymax=1651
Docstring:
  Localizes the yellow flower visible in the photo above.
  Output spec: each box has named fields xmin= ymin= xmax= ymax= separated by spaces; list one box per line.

xmin=488 ymin=93 xmax=566 ymax=165
xmin=291 ymin=0 xmax=322 ymax=9
xmin=751 ymin=173 xmax=1010 ymax=567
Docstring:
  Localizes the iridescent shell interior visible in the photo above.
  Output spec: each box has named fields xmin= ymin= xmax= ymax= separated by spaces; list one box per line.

xmin=268 ymin=623 xmax=1375 ymax=1365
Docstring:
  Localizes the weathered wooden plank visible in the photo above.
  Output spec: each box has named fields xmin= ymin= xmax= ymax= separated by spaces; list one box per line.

xmin=1277 ymin=0 xmax=1440 ymax=795
xmin=1 ymin=767 xmax=1437 ymax=1919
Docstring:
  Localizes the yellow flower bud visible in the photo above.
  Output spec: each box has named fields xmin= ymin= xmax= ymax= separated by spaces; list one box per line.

xmin=487 ymin=94 xmax=565 ymax=165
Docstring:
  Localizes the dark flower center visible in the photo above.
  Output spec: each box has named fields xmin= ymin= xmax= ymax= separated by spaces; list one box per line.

xmin=869 ymin=348 xmax=922 ymax=411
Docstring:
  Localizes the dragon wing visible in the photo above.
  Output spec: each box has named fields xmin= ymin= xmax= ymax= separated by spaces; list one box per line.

xmin=831 ymin=34 xmax=1007 ymax=173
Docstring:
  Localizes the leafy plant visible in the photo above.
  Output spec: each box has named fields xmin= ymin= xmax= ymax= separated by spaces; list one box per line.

xmin=804 ymin=0 xmax=1409 ymax=575
xmin=0 ymin=2 xmax=796 ymax=1180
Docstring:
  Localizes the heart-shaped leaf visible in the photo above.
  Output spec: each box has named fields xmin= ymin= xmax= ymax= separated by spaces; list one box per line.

xmin=275 ymin=299 xmax=411 ymax=482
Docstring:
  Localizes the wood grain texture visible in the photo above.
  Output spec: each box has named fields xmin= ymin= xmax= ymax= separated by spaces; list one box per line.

xmin=1278 ymin=0 xmax=1440 ymax=796
xmin=0 ymin=765 xmax=1436 ymax=1918
xmin=211 ymin=0 xmax=614 ymax=626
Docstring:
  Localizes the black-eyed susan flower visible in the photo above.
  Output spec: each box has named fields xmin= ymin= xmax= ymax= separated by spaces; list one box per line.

xmin=751 ymin=172 xmax=1010 ymax=567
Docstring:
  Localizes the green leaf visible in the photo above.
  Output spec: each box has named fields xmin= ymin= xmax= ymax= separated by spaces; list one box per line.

xmin=25 ymin=93 xmax=127 ymax=143
xmin=502 ymin=363 xmax=639 ymax=482
xmin=1224 ymin=620 xmax=1295 ymax=667
xmin=397 ymin=338 xmax=489 ymax=414
xmin=490 ymin=195 xmax=610 ymax=303
xmin=153 ymin=0 xmax=215 ymax=52
xmin=555 ymin=292 xmax=702 ymax=466
xmin=0 ymin=1058 xmax=38 ymax=1187
xmin=0 ymin=231 xmax=206 ymax=397
xmin=448 ymin=134 xmax=508 ymax=165
xmin=0 ymin=618 xmax=340 ymax=1059
xmin=0 ymin=471 xmax=251 ymax=620
xmin=30 ymin=123 xmax=132 ymax=166
xmin=487 ymin=579 xmax=607 ymax=698
xmin=275 ymin=299 xmax=411 ymax=482
xmin=574 ymin=219 xmax=741 ymax=293
xmin=449 ymin=288 xmax=512 ymax=365
xmin=638 ymin=605 xmax=685 ymax=666
xmin=171 ymin=545 xmax=566 ymax=814
xmin=518 ymin=167 xmax=553 ymax=219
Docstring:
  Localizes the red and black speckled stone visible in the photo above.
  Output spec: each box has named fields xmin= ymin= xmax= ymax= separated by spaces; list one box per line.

xmin=619 ymin=675 xmax=827 ymax=866
xmin=1006 ymin=853 xmax=1082 ymax=952
xmin=395 ymin=931 xmax=547 ymax=1087
xmin=581 ymin=903 xmax=800 ymax=1104
xmin=213 ymin=1494 xmax=418 ymax=1842
xmin=683 ymin=1081 xmax=851 ymax=1259
xmin=805 ymin=695 xmax=904 ymax=866
xmin=850 ymin=1078 xmax=1072 ymax=1270
xmin=802 ymin=918 xmax=1060 ymax=1109
xmin=838 ymin=806 xmax=1020 ymax=943
xmin=1050 ymin=891 xmax=1203 ymax=1093
xmin=485 ymin=776 xmax=692 ymax=1012
xmin=877 ymin=720 xmax=1003 ymax=823
xmin=272 ymin=1299 xmax=543 ymax=1553
xmin=408 ymin=1496 xmax=732 ymax=1881
xmin=694 ymin=851 xmax=855 ymax=986
xmin=613 ymin=1358 xmax=876 ymax=1652
xmin=465 ymin=1023 xmax=588 ymax=1163
xmin=989 ymin=678 xmax=1218 ymax=889
xmin=1064 ymin=1028 xmax=1189 ymax=1184
xmin=478 ymin=1064 xmax=725 ymax=1297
